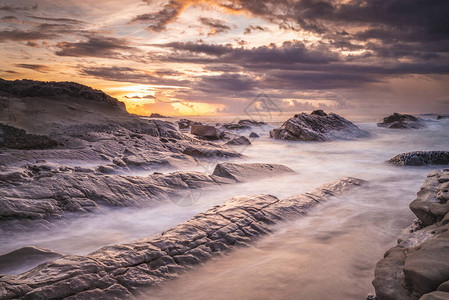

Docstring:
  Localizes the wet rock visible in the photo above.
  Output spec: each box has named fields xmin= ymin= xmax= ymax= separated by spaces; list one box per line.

xmin=219 ymin=131 xmax=239 ymax=141
xmin=0 ymin=177 xmax=365 ymax=299
xmin=190 ymin=125 xmax=220 ymax=140
xmin=437 ymin=115 xmax=449 ymax=120
xmin=377 ymin=113 xmax=424 ymax=129
xmin=0 ymin=246 xmax=63 ymax=275
xmin=270 ymin=111 xmax=368 ymax=141
xmin=221 ymin=119 xmax=267 ymax=131
xmin=249 ymin=132 xmax=259 ymax=138
xmin=225 ymin=136 xmax=251 ymax=146
xmin=212 ymin=162 xmax=294 ymax=182
xmin=0 ymin=123 xmax=57 ymax=150
xmin=177 ymin=119 xmax=196 ymax=129
xmin=389 ymin=151 xmax=449 ymax=166
xmin=0 ymin=163 xmax=292 ymax=223
xmin=373 ymin=170 xmax=449 ymax=300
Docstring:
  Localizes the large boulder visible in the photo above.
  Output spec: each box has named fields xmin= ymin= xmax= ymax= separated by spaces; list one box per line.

xmin=377 ymin=113 xmax=424 ymax=129
xmin=225 ymin=136 xmax=251 ymax=146
xmin=372 ymin=170 xmax=449 ymax=300
xmin=190 ymin=124 xmax=220 ymax=140
xmin=389 ymin=151 xmax=449 ymax=166
xmin=270 ymin=110 xmax=368 ymax=141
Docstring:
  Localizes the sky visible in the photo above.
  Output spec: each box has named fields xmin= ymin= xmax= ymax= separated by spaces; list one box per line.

xmin=0 ymin=0 xmax=448 ymax=116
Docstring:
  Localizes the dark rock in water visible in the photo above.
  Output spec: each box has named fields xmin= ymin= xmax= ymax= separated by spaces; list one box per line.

xmin=212 ymin=162 xmax=294 ymax=182
xmin=148 ymin=113 xmax=168 ymax=118
xmin=0 ymin=246 xmax=63 ymax=274
xmin=372 ymin=170 xmax=449 ymax=300
xmin=0 ymin=177 xmax=365 ymax=299
xmin=0 ymin=162 xmax=291 ymax=223
xmin=437 ymin=115 xmax=449 ymax=120
xmin=190 ymin=124 xmax=220 ymax=140
xmin=389 ymin=151 xmax=449 ymax=166
xmin=237 ymin=119 xmax=267 ymax=126
xmin=270 ymin=111 xmax=368 ymax=141
xmin=221 ymin=119 xmax=267 ymax=131
xmin=219 ymin=131 xmax=239 ymax=141
xmin=182 ymin=145 xmax=239 ymax=158
xmin=0 ymin=123 xmax=58 ymax=150
xmin=225 ymin=136 xmax=251 ymax=146
xmin=177 ymin=119 xmax=198 ymax=129
xmin=377 ymin=113 xmax=424 ymax=129
xmin=249 ymin=132 xmax=259 ymax=138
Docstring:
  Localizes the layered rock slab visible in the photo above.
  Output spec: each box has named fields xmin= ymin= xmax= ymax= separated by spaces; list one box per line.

xmin=0 ymin=163 xmax=294 ymax=223
xmin=372 ymin=170 xmax=449 ymax=300
xmin=270 ymin=110 xmax=368 ymax=141
xmin=0 ymin=177 xmax=365 ymax=299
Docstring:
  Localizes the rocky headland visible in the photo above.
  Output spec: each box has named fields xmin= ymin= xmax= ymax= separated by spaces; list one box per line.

xmin=270 ymin=110 xmax=368 ymax=141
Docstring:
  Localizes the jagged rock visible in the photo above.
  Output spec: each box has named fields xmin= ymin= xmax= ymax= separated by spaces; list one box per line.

xmin=0 ymin=177 xmax=365 ymax=299
xmin=219 ymin=131 xmax=239 ymax=141
xmin=225 ymin=136 xmax=251 ymax=146
xmin=0 ymin=246 xmax=63 ymax=275
xmin=0 ymin=123 xmax=57 ymax=150
xmin=389 ymin=151 xmax=449 ymax=167
xmin=0 ymin=163 xmax=293 ymax=223
xmin=177 ymin=119 xmax=198 ymax=129
xmin=437 ymin=115 xmax=449 ymax=120
xmin=373 ymin=170 xmax=449 ymax=300
xmin=270 ymin=111 xmax=368 ymax=141
xmin=221 ymin=119 xmax=267 ymax=131
xmin=148 ymin=113 xmax=168 ymax=118
xmin=249 ymin=132 xmax=259 ymax=138
xmin=377 ymin=113 xmax=425 ymax=129
xmin=190 ymin=125 xmax=220 ymax=140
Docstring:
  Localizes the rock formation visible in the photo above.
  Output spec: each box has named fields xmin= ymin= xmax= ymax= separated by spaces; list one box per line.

xmin=389 ymin=151 xmax=449 ymax=166
xmin=372 ymin=170 xmax=449 ymax=300
xmin=0 ymin=247 xmax=63 ymax=275
xmin=0 ymin=177 xmax=365 ymax=299
xmin=377 ymin=113 xmax=425 ymax=129
xmin=0 ymin=163 xmax=294 ymax=225
xmin=270 ymin=110 xmax=368 ymax=141
xmin=190 ymin=124 xmax=220 ymax=140
xmin=225 ymin=136 xmax=251 ymax=146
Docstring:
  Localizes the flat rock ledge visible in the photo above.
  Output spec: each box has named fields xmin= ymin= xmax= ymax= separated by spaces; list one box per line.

xmin=0 ymin=163 xmax=294 ymax=225
xmin=389 ymin=151 xmax=449 ymax=167
xmin=0 ymin=177 xmax=365 ymax=299
xmin=372 ymin=170 xmax=449 ymax=300
xmin=270 ymin=110 xmax=368 ymax=141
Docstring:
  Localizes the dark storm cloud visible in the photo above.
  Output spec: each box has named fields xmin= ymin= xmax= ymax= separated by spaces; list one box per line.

xmin=199 ymin=17 xmax=231 ymax=36
xmin=0 ymin=29 xmax=54 ymax=42
xmin=0 ymin=4 xmax=38 ymax=12
xmin=243 ymin=25 xmax=268 ymax=34
xmin=81 ymin=66 xmax=190 ymax=86
xmin=15 ymin=63 xmax=51 ymax=73
xmin=55 ymin=36 xmax=135 ymax=58
xmin=131 ymin=0 xmax=183 ymax=32
xmin=197 ymin=73 xmax=257 ymax=92
xmin=28 ymin=16 xmax=85 ymax=24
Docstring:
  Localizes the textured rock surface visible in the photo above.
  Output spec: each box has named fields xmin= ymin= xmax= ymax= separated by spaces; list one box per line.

xmin=372 ymin=170 xmax=449 ymax=300
xmin=270 ymin=110 xmax=368 ymax=141
xmin=389 ymin=151 xmax=449 ymax=167
xmin=0 ymin=177 xmax=365 ymax=299
xmin=225 ymin=136 xmax=251 ymax=146
xmin=0 ymin=123 xmax=57 ymax=150
xmin=0 ymin=162 xmax=294 ymax=224
xmin=377 ymin=113 xmax=425 ymax=129
xmin=190 ymin=124 xmax=220 ymax=140
xmin=0 ymin=247 xmax=63 ymax=275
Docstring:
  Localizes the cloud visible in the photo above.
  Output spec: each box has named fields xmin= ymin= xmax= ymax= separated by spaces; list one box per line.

xmin=243 ymin=25 xmax=268 ymax=34
xmin=55 ymin=36 xmax=135 ymax=58
xmin=199 ymin=17 xmax=231 ymax=36
xmin=15 ymin=64 xmax=51 ymax=73
xmin=131 ymin=0 xmax=184 ymax=32
xmin=0 ymin=4 xmax=38 ymax=12
xmin=0 ymin=29 xmax=54 ymax=42
xmin=81 ymin=66 xmax=190 ymax=86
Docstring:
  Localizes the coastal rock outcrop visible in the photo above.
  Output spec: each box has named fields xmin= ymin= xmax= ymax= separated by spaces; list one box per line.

xmin=0 ymin=177 xmax=365 ymax=299
xmin=372 ymin=170 xmax=449 ymax=300
xmin=225 ymin=136 xmax=251 ymax=146
xmin=389 ymin=151 xmax=449 ymax=166
xmin=190 ymin=124 xmax=220 ymax=140
xmin=0 ymin=162 xmax=294 ymax=224
xmin=377 ymin=113 xmax=424 ymax=129
xmin=270 ymin=110 xmax=368 ymax=141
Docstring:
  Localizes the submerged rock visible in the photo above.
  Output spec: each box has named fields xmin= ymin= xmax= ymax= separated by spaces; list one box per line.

xmin=270 ymin=110 xmax=368 ymax=141
xmin=389 ymin=151 xmax=449 ymax=166
xmin=0 ymin=177 xmax=365 ymax=299
xmin=212 ymin=162 xmax=293 ymax=182
xmin=372 ymin=170 xmax=449 ymax=300
xmin=225 ymin=136 xmax=251 ymax=146
xmin=249 ymin=132 xmax=259 ymax=138
xmin=377 ymin=113 xmax=424 ymax=129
